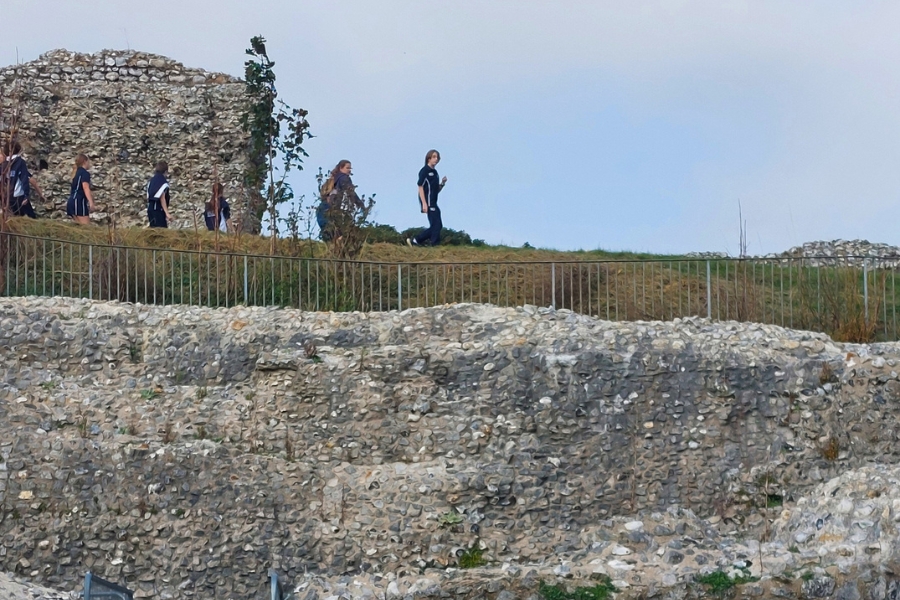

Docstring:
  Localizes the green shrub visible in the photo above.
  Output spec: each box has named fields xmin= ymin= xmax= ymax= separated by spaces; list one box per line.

xmin=360 ymin=223 xmax=405 ymax=244
xmin=359 ymin=222 xmax=485 ymax=246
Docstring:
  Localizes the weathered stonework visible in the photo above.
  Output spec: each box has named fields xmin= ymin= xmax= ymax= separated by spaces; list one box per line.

xmin=689 ymin=239 xmax=900 ymax=266
xmin=777 ymin=239 xmax=900 ymax=267
xmin=0 ymin=49 xmax=252 ymax=230
xmin=2 ymin=298 xmax=900 ymax=598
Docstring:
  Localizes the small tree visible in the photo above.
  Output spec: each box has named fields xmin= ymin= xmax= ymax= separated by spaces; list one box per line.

xmin=241 ymin=36 xmax=312 ymax=249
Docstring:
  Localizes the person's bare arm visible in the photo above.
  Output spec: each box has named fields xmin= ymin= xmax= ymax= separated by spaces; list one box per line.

xmin=29 ymin=177 xmax=43 ymax=198
xmin=82 ymin=182 xmax=95 ymax=212
xmin=418 ymin=186 xmax=427 ymax=213
xmin=162 ymin=193 xmax=171 ymax=220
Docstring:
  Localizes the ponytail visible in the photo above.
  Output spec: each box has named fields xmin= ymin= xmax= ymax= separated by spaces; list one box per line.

xmin=72 ymin=154 xmax=89 ymax=178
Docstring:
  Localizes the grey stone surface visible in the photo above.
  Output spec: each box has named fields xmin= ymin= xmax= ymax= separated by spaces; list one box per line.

xmin=1 ymin=298 xmax=900 ymax=598
xmin=0 ymin=571 xmax=76 ymax=599
xmin=776 ymin=239 xmax=900 ymax=267
xmin=0 ymin=49 xmax=252 ymax=230
xmin=689 ymin=239 xmax=900 ymax=268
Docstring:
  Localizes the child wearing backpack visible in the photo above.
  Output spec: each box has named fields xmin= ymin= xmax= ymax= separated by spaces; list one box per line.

xmin=317 ymin=160 xmax=364 ymax=241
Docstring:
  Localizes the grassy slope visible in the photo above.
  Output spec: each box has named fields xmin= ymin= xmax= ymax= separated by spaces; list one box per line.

xmin=4 ymin=217 xmax=892 ymax=344
xmin=4 ymin=217 xmax=683 ymax=263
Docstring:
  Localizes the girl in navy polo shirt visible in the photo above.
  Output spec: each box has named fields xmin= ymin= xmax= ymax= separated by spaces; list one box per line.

xmin=67 ymin=154 xmax=95 ymax=224
xmin=146 ymin=161 xmax=172 ymax=228
xmin=204 ymin=182 xmax=231 ymax=232
xmin=408 ymin=149 xmax=448 ymax=247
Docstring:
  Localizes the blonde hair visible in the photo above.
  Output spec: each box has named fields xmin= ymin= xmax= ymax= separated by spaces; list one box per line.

xmin=72 ymin=154 xmax=90 ymax=178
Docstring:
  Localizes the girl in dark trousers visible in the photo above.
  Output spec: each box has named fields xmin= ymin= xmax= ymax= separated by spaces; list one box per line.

xmin=146 ymin=161 xmax=172 ymax=228
xmin=204 ymin=182 xmax=231 ymax=232
xmin=408 ymin=149 xmax=448 ymax=247
xmin=67 ymin=154 xmax=95 ymax=224
xmin=2 ymin=140 xmax=37 ymax=219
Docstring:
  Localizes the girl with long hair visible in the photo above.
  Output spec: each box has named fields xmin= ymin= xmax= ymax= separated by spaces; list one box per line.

xmin=67 ymin=154 xmax=95 ymax=225
xmin=317 ymin=160 xmax=363 ymax=241
xmin=204 ymin=182 xmax=231 ymax=232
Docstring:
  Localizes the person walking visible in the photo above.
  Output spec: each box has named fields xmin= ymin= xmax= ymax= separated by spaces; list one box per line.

xmin=317 ymin=160 xmax=364 ymax=241
xmin=203 ymin=182 xmax=231 ymax=232
xmin=146 ymin=161 xmax=172 ymax=228
xmin=2 ymin=140 xmax=37 ymax=218
xmin=66 ymin=154 xmax=95 ymax=225
xmin=407 ymin=149 xmax=447 ymax=247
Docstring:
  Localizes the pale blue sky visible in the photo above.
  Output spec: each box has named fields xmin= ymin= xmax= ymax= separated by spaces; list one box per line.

xmin=4 ymin=1 xmax=900 ymax=254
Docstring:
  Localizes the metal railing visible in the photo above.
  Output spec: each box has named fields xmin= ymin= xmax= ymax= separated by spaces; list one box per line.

xmin=83 ymin=572 xmax=133 ymax=600
xmin=269 ymin=569 xmax=286 ymax=600
xmin=3 ymin=232 xmax=900 ymax=341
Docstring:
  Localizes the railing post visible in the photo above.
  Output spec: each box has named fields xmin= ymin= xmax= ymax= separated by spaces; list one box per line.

xmin=269 ymin=569 xmax=281 ymax=600
xmin=88 ymin=245 xmax=93 ymax=300
xmin=551 ymin=262 xmax=556 ymax=309
xmin=398 ymin=264 xmax=403 ymax=311
xmin=706 ymin=260 xmax=711 ymax=319
xmin=864 ymin=259 xmax=869 ymax=321
xmin=243 ymin=255 xmax=249 ymax=306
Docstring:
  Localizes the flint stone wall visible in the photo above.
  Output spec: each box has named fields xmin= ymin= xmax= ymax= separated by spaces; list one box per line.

xmin=1 ymin=299 xmax=900 ymax=598
xmin=775 ymin=239 xmax=900 ymax=267
xmin=0 ymin=49 xmax=253 ymax=230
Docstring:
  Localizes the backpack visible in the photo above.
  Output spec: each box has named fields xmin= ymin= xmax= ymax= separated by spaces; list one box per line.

xmin=319 ymin=176 xmax=336 ymax=199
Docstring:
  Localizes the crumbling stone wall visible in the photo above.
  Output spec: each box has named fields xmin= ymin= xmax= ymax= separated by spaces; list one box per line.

xmin=1 ymin=299 xmax=899 ymax=598
xmin=0 ymin=49 xmax=253 ymax=230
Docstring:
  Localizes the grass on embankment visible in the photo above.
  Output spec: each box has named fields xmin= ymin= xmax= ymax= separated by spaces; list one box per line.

xmin=4 ymin=217 xmax=681 ymax=263
xmin=4 ymin=217 xmax=893 ymax=344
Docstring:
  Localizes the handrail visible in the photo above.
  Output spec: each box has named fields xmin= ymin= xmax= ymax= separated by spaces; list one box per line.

xmin=4 ymin=231 xmax=899 ymax=342
xmin=83 ymin=572 xmax=133 ymax=600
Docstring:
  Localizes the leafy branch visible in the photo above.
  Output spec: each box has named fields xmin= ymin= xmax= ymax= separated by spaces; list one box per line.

xmin=241 ymin=35 xmax=312 ymax=248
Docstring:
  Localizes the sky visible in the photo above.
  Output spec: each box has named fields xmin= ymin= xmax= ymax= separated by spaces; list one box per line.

xmin=3 ymin=1 xmax=900 ymax=255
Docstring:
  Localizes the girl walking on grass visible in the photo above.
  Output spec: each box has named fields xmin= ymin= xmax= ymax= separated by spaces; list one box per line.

xmin=407 ymin=149 xmax=447 ymax=247
xmin=147 ymin=161 xmax=172 ymax=228
xmin=317 ymin=160 xmax=364 ymax=242
xmin=204 ymin=182 xmax=231 ymax=232
xmin=66 ymin=154 xmax=95 ymax=225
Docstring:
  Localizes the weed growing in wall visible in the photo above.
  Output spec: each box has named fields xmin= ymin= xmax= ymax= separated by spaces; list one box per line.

xmin=538 ymin=578 xmax=616 ymax=600
xmin=457 ymin=544 xmax=487 ymax=569
xmin=694 ymin=569 xmax=757 ymax=593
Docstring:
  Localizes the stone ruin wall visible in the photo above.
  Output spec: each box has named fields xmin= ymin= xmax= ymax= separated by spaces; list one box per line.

xmin=3 ymin=298 xmax=900 ymax=598
xmin=0 ymin=49 xmax=253 ymax=230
